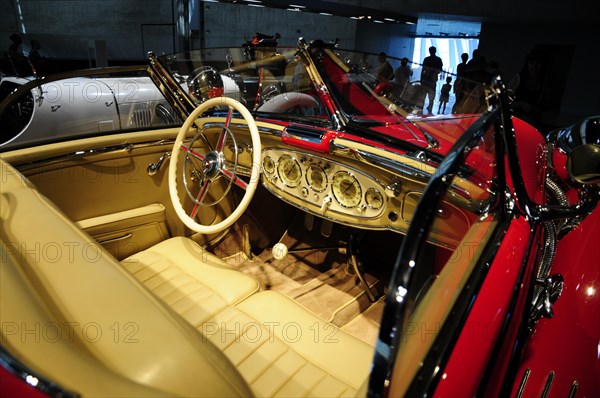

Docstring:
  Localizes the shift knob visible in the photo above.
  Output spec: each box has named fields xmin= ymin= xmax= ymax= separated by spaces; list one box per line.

xmin=272 ymin=242 xmax=288 ymax=260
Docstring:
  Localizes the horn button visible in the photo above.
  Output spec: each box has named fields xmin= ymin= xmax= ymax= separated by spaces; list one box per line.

xmin=202 ymin=151 xmax=223 ymax=179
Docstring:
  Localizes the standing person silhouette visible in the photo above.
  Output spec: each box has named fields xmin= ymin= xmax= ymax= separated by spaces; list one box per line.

xmin=376 ymin=52 xmax=394 ymax=82
xmin=394 ymin=57 xmax=413 ymax=89
xmin=8 ymin=33 xmax=23 ymax=57
xmin=6 ymin=33 xmax=30 ymax=76
xmin=452 ymin=52 xmax=469 ymax=113
xmin=359 ymin=53 xmax=372 ymax=73
xmin=438 ymin=76 xmax=452 ymax=114
xmin=28 ymin=39 xmax=46 ymax=75
xmin=421 ymin=46 xmax=443 ymax=113
xmin=511 ymin=49 xmax=547 ymax=127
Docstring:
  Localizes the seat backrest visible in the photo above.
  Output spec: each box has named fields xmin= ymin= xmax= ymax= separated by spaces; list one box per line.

xmin=0 ymin=159 xmax=253 ymax=397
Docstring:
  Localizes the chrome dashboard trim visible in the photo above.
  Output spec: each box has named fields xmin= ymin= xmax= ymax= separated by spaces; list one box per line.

xmin=261 ymin=147 xmax=387 ymax=220
xmin=331 ymin=138 xmax=476 ymax=202
xmin=202 ymin=122 xmax=282 ymax=138
xmin=260 ymin=180 xmax=408 ymax=234
xmin=330 ymin=140 xmax=432 ymax=185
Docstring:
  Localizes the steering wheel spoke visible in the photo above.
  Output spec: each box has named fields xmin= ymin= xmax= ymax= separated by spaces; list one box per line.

xmin=221 ymin=167 xmax=249 ymax=190
xmin=190 ymin=179 xmax=213 ymax=218
xmin=181 ymin=143 xmax=206 ymax=161
xmin=216 ymin=106 xmax=234 ymax=152
xmin=168 ymin=97 xmax=262 ymax=234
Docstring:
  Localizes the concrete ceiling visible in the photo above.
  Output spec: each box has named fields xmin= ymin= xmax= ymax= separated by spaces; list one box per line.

xmin=223 ymin=0 xmax=595 ymax=26
xmin=360 ymin=0 xmax=596 ymax=24
xmin=298 ymin=0 xmax=594 ymax=24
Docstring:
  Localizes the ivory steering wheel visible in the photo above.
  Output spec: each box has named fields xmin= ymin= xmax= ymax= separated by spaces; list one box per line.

xmin=168 ymin=97 xmax=261 ymax=234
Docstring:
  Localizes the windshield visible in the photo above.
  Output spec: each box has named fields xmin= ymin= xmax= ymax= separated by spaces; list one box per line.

xmin=158 ymin=42 xmax=491 ymax=154
xmin=158 ymin=47 xmax=330 ymax=123
xmin=0 ymin=41 xmax=492 ymax=152
xmin=370 ymin=105 xmax=503 ymax=396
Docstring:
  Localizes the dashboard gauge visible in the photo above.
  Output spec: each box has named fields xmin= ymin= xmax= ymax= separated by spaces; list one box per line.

xmin=365 ymin=188 xmax=384 ymax=210
xmin=262 ymin=155 xmax=275 ymax=174
xmin=277 ymin=154 xmax=302 ymax=187
xmin=332 ymin=171 xmax=362 ymax=208
xmin=306 ymin=165 xmax=327 ymax=192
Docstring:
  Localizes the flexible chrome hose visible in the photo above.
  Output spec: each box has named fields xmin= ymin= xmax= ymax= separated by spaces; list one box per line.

xmin=529 ymin=176 xmax=566 ymax=325
xmin=545 ymin=176 xmax=570 ymax=233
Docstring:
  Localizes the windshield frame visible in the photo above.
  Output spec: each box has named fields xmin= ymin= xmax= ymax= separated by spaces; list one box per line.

xmin=368 ymin=89 xmax=511 ymax=396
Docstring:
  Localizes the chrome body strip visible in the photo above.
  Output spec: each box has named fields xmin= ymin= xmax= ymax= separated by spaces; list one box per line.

xmin=541 ymin=371 xmax=555 ymax=398
xmin=568 ymin=381 xmax=579 ymax=398
xmin=515 ymin=368 xmax=531 ymax=398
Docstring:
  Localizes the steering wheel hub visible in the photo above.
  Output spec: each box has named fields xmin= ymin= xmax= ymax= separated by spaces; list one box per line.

xmin=202 ymin=151 xmax=223 ymax=179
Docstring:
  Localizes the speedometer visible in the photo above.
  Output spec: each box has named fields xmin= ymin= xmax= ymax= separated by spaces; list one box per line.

xmin=306 ymin=165 xmax=327 ymax=192
xmin=277 ymin=155 xmax=302 ymax=187
xmin=331 ymin=171 xmax=362 ymax=208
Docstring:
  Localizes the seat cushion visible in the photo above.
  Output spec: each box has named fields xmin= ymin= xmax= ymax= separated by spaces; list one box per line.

xmin=1 ymin=159 xmax=254 ymax=397
xmin=122 ymin=237 xmax=259 ymax=327
xmin=200 ymin=290 xmax=374 ymax=397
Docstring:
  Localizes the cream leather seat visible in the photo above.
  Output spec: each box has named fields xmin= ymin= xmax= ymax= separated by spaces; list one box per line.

xmin=0 ymin=160 xmax=253 ymax=397
xmin=122 ymin=237 xmax=259 ymax=327
xmin=124 ymin=240 xmax=374 ymax=397
xmin=1 ymin=159 xmax=374 ymax=397
xmin=202 ymin=290 xmax=374 ymax=397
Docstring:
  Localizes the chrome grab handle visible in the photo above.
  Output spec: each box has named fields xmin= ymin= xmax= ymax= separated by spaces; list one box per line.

xmin=147 ymin=152 xmax=171 ymax=176
xmin=98 ymin=233 xmax=132 ymax=245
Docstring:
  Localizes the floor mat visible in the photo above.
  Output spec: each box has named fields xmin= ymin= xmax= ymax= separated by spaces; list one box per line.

xmin=214 ymin=213 xmax=383 ymax=343
xmin=341 ymin=299 xmax=385 ymax=345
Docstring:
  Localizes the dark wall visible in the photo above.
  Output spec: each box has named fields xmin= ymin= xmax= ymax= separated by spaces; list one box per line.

xmin=355 ymin=20 xmax=416 ymax=60
xmin=480 ymin=21 xmax=599 ymax=127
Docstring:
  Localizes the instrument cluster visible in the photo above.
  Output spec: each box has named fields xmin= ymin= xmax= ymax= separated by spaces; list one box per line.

xmin=261 ymin=148 xmax=386 ymax=219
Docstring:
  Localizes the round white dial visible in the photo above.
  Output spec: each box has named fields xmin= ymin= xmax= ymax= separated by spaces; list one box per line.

xmin=365 ymin=188 xmax=384 ymax=209
xmin=306 ymin=164 xmax=327 ymax=192
xmin=331 ymin=171 xmax=362 ymax=208
xmin=277 ymin=155 xmax=302 ymax=187
xmin=262 ymin=155 xmax=275 ymax=174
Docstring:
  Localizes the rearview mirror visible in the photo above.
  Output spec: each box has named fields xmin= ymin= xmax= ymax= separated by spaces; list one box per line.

xmin=567 ymin=144 xmax=600 ymax=185
xmin=549 ymin=116 xmax=600 ymax=152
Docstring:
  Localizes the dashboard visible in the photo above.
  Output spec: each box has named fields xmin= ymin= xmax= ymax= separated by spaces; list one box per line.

xmin=260 ymin=148 xmax=393 ymax=228
xmin=220 ymin=122 xmax=476 ymax=246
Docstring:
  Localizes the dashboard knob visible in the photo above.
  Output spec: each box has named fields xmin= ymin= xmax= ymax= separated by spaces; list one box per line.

xmin=320 ymin=195 xmax=332 ymax=212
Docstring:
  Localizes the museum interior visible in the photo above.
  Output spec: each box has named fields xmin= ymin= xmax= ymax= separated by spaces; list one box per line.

xmin=1 ymin=3 xmax=599 ymax=397
xmin=1 ymin=0 xmax=598 ymax=132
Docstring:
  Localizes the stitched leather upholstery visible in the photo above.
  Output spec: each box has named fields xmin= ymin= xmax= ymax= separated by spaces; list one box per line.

xmin=1 ymin=158 xmax=374 ymax=397
xmin=124 ymin=238 xmax=374 ymax=397
xmin=0 ymin=159 xmax=253 ymax=397
xmin=122 ymin=237 xmax=259 ymax=327
xmin=202 ymin=290 xmax=374 ymax=397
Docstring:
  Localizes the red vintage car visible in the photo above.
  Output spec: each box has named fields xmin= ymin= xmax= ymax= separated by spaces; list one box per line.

xmin=0 ymin=39 xmax=598 ymax=397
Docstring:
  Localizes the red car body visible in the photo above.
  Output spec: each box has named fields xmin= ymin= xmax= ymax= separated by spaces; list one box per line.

xmin=1 ymin=39 xmax=599 ymax=397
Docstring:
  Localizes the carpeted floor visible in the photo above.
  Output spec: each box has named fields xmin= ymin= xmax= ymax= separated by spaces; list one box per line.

xmin=213 ymin=213 xmax=386 ymax=345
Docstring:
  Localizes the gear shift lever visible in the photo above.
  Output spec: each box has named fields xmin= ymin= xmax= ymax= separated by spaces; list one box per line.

xmin=270 ymin=234 xmax=378 ymax=302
